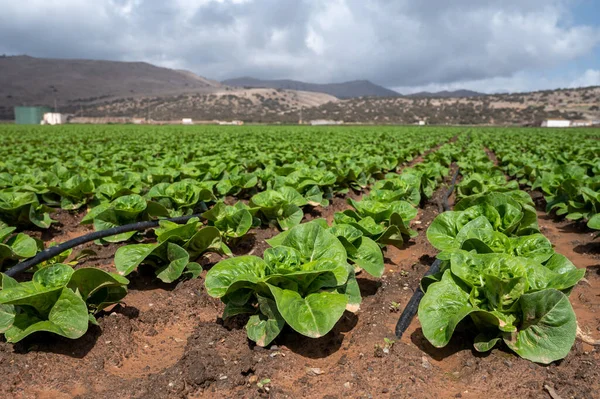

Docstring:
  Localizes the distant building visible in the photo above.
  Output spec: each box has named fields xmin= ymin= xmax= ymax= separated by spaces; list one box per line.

xmin=310 ymin=120 xmax=343 ymax=126
xmin=217 ymin=120 xmax=244 ymax=125
xmin=14 ymin=106 xmax=52 ymax=125
xmin=418 ymin=120 xmax=426 ymax=126
xmin=42 ymin=113 xmax=66 ymax=125
xmin=541 ymin=119 xmax=571 ymax=128
xmin=570 ymin=120 xmax=593 ymax=127
xmin=182 ymin=118 xmax=193 ymax=125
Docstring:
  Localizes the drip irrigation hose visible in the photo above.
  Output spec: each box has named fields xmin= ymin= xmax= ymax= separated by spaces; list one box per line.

xmin=395 ymin=166 xmax=460 ymax=339
xmin=5 ymin=214 xmax=202 ymax=278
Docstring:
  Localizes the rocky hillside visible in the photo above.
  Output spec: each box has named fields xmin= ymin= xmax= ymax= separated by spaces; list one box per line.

xmin=1 ymin=55 xmax=598 ymax=125
xmin=75 ymin=86 xmax=600 ymax=125
xmin=0 ymin=55 xmax=221 ymax=119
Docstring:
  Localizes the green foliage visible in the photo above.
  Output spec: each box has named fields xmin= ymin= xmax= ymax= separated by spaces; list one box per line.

xmin=0 ymin=264 xmax=128 ymax=342
xmin=250 ymin=187 xmax=308 ymax=230
xmin=0 ymin=192 xmax=54 ymax=228
xmin=81 ymin=194 xmax=170 ymax=243
xmin=202 ymin=201 xmax=261 ymax=240
xmin=115 ymin=218 xmax=224 ymax=283
xmin=205 ymin=221 xmax=360 ymax=346
xmin=420 ymin=191 xmax=584 ymax=364
xmin=0 ymin=227 xmax=37 ymax=269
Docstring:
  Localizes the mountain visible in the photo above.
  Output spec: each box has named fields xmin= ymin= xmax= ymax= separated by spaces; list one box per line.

xmin=408 ymin=89 xmax=486 ymax=98
xmin=0 ymin=55 xmax=221 ymax=114
xmin=222 ymin=77 xmax=401 ymax=99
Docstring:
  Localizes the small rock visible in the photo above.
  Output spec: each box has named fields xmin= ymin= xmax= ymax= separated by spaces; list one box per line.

xmin=382 ymin=388 xmax=389 ymax=393
xmin=503 ymin=360 xmax=513 ymax=367
xmin=248 ymin=375 xmax=258 ymax=384
xmin=455 ymin=394 xmax=462 ymax=398
xmin=270 ymin=345 xmax=279 ymax=351
xmin=219 ymin=375 xmax=228 ymax=380
xmin=337 ymin=354 xmax=348 ymax=365
xmin=344 ymin=382 xmax=351 ymax=389
xmin=421 ymin=356 xmax=431 ymax=370
xmin=306 ymin=367 xmax=324 ymax=376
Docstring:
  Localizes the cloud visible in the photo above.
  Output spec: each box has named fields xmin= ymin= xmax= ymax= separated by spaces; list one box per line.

xmin=0 ymin=0 xmax=598 ymax=91
xmin=569 ymin=69 xmax=600 ymax=88
xmin=394 ymin=68 xmax=600 ymax=95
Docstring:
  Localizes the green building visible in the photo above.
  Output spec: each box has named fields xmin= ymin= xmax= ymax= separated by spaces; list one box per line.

xmin=14 ymin=106 xmax=52 ymax=125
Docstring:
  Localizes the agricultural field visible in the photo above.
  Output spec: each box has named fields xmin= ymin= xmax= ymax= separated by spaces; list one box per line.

xmin=0 ymin=124 xmax=598 ymax=399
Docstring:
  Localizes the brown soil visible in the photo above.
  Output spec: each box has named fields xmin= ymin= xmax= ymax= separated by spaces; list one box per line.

xmin=2 ymin=176 xmax=599 ymax=399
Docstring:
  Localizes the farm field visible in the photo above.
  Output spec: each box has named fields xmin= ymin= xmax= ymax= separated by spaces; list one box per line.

xmin=0 ymin=125 xmax=599 ymax=399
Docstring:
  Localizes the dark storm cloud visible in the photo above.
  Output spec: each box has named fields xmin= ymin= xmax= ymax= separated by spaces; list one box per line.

xmin=0 ymin=0 xmax=598 ymax=90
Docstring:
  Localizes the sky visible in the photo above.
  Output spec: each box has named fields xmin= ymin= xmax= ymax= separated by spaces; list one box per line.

xmin=0 ymin=0 xmax=599 ymax=94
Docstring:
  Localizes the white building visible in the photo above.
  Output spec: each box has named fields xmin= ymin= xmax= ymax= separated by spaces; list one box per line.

xmin=541 ymin=119 xmax=571 ymax=128
xmin=182 ymin=118 xmax=193 ymax=125
xmin=418 ymin=120 xmax=426 ymax=126
xmin=310 ymin=120 xmax=343 ymax=126
xmin=41 ymin=113 xmax=66 ymax=125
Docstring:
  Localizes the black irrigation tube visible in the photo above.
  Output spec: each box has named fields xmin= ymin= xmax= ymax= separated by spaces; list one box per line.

xmin=5 ymin=214 xmax=202 ymax=278
xmin=395 ymin=166 xmax=460 ymax=339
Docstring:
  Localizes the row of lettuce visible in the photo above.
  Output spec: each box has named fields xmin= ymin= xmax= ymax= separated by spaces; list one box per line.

xmin=484 ymin=129 xmax=599 ymax=232
xmin=418 ymin=138 xmax=586 ymax=364
xmin=0 ymin=127 xmax=454 ymax=344
xmin=0 ymin=126 xmax=455 ymax=229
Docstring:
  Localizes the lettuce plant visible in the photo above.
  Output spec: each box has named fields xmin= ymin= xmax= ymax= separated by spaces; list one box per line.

xmin=533 ymin=165 xmax=600 ymax=222
xmin=334 ymin=198 xmax=417 ymax=249
xmin=249 ymin=187 xmax=308 ymax=230
xmin=267 ymin=219 xmax=384 ymax=278
xmin=420 ymin=191 xmax=585 ymax=364
xmin=457 ymin=172 xmax=519 ymax=199
xmin=146 ymin=179 xmax=215 ymax=217
xmin=215 ymin=171 xmax=258 ymax=197
xmin=205 ymin=222 xmax=363 ymax=346
xmin=115 ymin=218 xmax=224 ymax=283
xmin=0 ymin=264 xmax=129 ymax=342
xmin=0 ymin=191 xmax=54 ymax=228
xmin=267 ymin=167 xmax=337 ymax=207
xmin=418 ymin=250 xmax=584 ymax=364
xmin=202 ymin=201 xmax=260 ymax=241
xmin=45 ymin=174 xmax=96 ymax=210
xmin=0 ymin=226 xmax=37 ymax=269
xmin=370 ymin=172 xmax=422 ymax=206
xmin=426 ymin=192 xmax=553 ymax=262
xmin=81 ymin=194 xmax=170 ymax=243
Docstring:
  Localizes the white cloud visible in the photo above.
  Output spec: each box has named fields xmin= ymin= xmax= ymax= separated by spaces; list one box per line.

xmin=0 ymin=0 xmax=598 ymax=92
xmin=570 ymin=69 xmax=600 ymax=88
